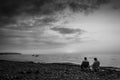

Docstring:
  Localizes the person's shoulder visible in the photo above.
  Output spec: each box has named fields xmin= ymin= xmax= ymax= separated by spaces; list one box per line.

xmin=98 ymin=61 xmax=100 ymax=64
xmin=82 ymin=61 xmax=86 ymax=63
xmin=97 ymin=61 xmax=100 ymax=63
xmin=83 ymin=60 xmax=89 ymax=63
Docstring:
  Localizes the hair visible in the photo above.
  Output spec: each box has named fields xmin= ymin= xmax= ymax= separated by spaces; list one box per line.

xmin=84 ymin=57 xmax=87 ymax=60
xmin=94 ymin=58 xmax=97 ymax=61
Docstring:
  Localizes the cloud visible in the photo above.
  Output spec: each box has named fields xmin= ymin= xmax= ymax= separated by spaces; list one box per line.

xmin=111 ymin=0 xmax=120 ymax=9
xmin=51 ymin=27 xmax=83 ymax=34
xmin=0 ymin=0 xmax=116 ymax=52
xmin=0 ymin=0 xmax=111 ymax=26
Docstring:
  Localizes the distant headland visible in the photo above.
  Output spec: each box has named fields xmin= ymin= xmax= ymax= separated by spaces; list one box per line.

xmin=0 ymin=52 xmax=22 ymax=55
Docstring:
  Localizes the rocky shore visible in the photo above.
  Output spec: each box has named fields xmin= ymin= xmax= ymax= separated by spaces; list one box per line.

xmin=0 ymin=60 xmax=120 ymax=80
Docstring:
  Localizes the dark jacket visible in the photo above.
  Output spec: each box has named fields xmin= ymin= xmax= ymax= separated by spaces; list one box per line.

xmin=92 ymin=61 xmax=100 ymax=69
xmin=81 ymin=60 xmax=90 ymax=69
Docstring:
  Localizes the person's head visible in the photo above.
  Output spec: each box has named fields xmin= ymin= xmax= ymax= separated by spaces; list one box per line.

xmin=94 ymin=58 xmax=97 ymax=61
xmin=84 ymin=57 xmax=87 ymax=60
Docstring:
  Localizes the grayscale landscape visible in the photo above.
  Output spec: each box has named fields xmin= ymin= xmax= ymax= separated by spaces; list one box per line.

xmin=0 ymin=0 xmax=120 ymax=80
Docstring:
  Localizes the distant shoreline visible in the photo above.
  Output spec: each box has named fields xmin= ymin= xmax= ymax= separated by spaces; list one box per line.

xmin=0 ymin=53 xmax=22 ymax=55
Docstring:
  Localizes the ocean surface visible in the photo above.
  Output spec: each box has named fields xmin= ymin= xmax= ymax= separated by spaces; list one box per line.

xmin=0 ymin=53 xmax=120 ymax=68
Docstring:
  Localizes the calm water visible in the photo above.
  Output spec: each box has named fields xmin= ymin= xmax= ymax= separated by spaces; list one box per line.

xmin=0 ymin=54 xmax=120 ymax=68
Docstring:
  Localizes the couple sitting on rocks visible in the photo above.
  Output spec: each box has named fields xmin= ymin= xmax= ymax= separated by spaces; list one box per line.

xmin=81 ymin=57 xmax=100 ymax=72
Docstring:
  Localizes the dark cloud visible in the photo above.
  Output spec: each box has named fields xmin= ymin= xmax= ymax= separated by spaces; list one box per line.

xmin=0 ymin=0 xmax=111 ymax=26
xmin=51 ymin=27 xmax=83 ymax=34
xmin=111 ymin=0 xmax=120 ymax=9
xmin=0 ymin=0 xmax=110 ymax=16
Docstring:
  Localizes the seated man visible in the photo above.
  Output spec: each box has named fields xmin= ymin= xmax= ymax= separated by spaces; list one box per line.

xmin=81 ymin=57 xmax=90 ymax=71
xmin=92 ymin=58 xmax=100 ymax=72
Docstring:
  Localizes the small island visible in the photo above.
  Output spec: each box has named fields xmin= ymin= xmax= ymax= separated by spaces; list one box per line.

xmin=0 ymin=52 xmax=22 ymax=55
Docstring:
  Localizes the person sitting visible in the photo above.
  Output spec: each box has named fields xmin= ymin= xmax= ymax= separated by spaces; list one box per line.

xmin=92 ymin=58 xmax=100 ymax=72
xmin=81 ymin=57 xmax=90 ymax=71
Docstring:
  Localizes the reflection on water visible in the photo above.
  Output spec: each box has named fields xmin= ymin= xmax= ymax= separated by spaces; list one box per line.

xmin=0 ymin=54 xmax=120 ymax=67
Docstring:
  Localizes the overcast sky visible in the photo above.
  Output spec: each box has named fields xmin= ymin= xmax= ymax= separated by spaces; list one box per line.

xmin=0 ymin=0 xmax=120 ymax=54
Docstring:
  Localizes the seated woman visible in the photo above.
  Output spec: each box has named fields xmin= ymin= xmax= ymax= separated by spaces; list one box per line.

xmin=92 ymin=58 xmax=100 ymax=72
xmin=81 ymin=57 xmax=90 ymax=71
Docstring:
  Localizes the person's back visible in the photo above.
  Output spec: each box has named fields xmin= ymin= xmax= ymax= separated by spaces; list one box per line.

xmin=81 ymin=57 xmax=90 ymax=71
xmin=92 ymin=58 xmax=100 ymax=72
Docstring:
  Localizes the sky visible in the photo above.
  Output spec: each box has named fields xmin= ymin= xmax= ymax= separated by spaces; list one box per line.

xmin=0 ymin=0 xmax=120 ymax=54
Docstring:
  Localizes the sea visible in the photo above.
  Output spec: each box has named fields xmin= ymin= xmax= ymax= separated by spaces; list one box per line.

xmin=0 ymin=53 xmax=120 ymax=68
